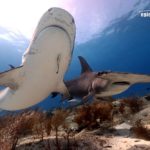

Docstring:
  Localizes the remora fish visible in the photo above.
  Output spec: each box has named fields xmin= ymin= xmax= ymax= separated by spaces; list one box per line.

xmin=52 ymin=56 xmax=150 ymax=100
xmin=0 ymin=7 xmax=76 ymax=110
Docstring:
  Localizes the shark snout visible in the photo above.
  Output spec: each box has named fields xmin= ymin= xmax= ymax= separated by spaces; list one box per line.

xmin=119 ymin=73 xmax=150 ymax=84
xmin=48 ymin=7 xmax=76 ymax=50
xmin=48 ymin=7 xmax=75 ymax=26
xmin=33 ymin=7 xmax=76 ymax=51
xmin=99 ymin=72 xmax=150 ymax=84
xmin=94 ymin=72 xmax=150 ymax=97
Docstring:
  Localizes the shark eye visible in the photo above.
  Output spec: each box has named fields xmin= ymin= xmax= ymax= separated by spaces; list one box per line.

xmin=112 ymin=81 xmax=130 ymax=85
xmin=97 ymin=70 xmax=111 ymax=76
xmin=97 ymin=72 xmax=103 ymax=76
xmin=97 ymin=71 xmax=107 ymax=76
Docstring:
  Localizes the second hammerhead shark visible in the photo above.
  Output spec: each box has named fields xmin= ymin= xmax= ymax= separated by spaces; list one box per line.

xmin=52 ymin=56 xmax=150 ymax=100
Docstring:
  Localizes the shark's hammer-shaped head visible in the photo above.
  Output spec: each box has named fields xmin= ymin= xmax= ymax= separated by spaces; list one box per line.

xmin=93 ymin=71 xmax=150 ymax=97
xmin=65 ymin=56 xmax=150 ymax=99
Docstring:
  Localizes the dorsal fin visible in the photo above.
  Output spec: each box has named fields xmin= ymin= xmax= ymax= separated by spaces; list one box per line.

xmin=78 ymin=56 xmax=93 ymax=74
xmin=9 ymin=64 xmax=15 ymax=69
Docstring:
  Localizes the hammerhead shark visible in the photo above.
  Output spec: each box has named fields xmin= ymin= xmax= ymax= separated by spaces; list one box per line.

xmin=52 ymin=56 xmax=150 ymax=100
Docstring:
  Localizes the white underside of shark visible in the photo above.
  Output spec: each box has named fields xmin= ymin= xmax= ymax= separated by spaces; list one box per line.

xmin=0 ymin=8 xmax=76 ymax=110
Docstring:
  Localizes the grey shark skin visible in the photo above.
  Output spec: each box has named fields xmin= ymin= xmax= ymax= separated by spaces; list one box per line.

xmin=54 ymin=56 xmax=150 ymax=100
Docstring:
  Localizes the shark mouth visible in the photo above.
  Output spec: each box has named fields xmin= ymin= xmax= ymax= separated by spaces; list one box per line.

xmin=112 ymin=81 xmax=130 ymax=85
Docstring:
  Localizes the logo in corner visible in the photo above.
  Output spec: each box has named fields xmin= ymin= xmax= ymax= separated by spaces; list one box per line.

xmin=139 ymin=10 xmax=150 ymax=18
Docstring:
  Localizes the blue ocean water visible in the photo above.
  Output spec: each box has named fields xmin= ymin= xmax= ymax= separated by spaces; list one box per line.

xmin=0 ymin=2 xmax=150 ymax=110
xmin=40 ymin=9 xmax=150 ymax=109
xmin=66 ymin=10 xmax=150 ymax=98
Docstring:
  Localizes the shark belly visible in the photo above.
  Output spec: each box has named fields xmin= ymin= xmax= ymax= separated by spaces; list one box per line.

xmin=0 ymin=8 xmax=76 ymax=110
xmin=0 ymin=26 xmax=71 ymax=110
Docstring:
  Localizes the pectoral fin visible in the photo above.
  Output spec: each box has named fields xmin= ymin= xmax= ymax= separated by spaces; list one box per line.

xmin=57 ymin=82 xmax=71 ymax=100
xmin=0 ymin=66 xmax=23 ymax=90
